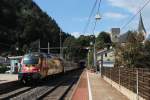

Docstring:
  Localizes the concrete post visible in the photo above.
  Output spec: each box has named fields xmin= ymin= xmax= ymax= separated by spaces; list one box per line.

xmin=119 ymin=68 xmax=120 ymax=86
xmin=88 ymin=50 xmax=90 ymax=68
xmin=100 ymin=55 xmax=103 ymax=76
xmin=136 ymin=69 xmax=139 ymax=100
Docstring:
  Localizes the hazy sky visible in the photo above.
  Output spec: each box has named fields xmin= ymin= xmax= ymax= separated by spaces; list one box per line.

xmin=33 ymin=0 xmax=150 ymax=37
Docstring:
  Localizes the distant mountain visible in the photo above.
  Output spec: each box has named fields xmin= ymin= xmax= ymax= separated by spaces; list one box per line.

xmin=0 ymin=0 xmax=71 ymax=56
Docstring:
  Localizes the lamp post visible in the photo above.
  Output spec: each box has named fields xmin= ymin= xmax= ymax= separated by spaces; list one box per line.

xmin=93 ymin=13 xmax=101 ymax=71
xmin=86 ymin=47 xmax=90 ymax=68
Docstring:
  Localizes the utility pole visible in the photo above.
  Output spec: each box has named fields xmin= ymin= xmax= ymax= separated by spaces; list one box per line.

xmin=48 ymin=42 xmax=50 ymax=54
xmin=38 ymin=39 xmax=40 ymax=53
xmin=93 ymin=42 xmax=96 ymax=67
xmin=88 ymin=48 xmax=90 ymax=68
xmin=60 ymin=29 xmax=62 ymax=58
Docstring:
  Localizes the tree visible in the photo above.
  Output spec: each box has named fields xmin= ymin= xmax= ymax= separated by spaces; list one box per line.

xmin=115 ymin=31 xmax=150 ymax=68
xmin=0 ymin=0 xmax=70 ymax=55
xmin=96 ymin=31 xmax=111 ymax=50
xmin=63 ymin=35 xmax=92 ymax=61
xmin=63 ymin=36 xmax=76 ymax=61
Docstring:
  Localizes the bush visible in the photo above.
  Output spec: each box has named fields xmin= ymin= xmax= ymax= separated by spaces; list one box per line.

xmin=0 ymin=66 xmax=10 ymax=73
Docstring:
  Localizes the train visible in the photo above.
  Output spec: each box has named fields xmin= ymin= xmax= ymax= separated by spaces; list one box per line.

xmin=18 ymin=52 xmax=80 ymax=84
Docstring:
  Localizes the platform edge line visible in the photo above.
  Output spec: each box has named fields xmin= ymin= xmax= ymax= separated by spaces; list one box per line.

xmin=87 ymin=70 xmax=92 ymax=100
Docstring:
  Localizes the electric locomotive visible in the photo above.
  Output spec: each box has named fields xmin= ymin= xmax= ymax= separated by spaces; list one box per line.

xmin=18 ymin=52 xmax=64 ymax=83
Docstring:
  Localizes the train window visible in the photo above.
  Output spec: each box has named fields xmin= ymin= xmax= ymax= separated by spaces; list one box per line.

xmin=23 ymin=56 xmax=39 ymax=65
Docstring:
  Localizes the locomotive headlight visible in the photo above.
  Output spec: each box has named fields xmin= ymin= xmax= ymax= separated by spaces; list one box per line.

xmin=29 ymin=67 xmax=33 ymax=70
xmin=25 ymin=66 xmax=33 ymax=72
xmin=26 ymin=67 xmax=29 ymax=71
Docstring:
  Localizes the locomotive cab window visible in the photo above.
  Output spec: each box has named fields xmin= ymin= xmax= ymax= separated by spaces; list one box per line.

xmin=23 ymin=55 xmax=39 ymax=65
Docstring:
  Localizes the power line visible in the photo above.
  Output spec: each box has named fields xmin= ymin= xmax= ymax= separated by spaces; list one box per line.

xmin=97 ymin=0 xmax=102 ymax=14
xmin=83 ymin=0 xmax=98 ymax=34
xmin=92 ymin=0 xmax=102 ymax=35
xmin=121 ymin=0 xmax=150 ymax=30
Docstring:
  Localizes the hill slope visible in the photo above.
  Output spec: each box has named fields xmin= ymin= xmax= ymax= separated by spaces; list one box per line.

xmin=0 ymin=0 xmax=70 ymax=56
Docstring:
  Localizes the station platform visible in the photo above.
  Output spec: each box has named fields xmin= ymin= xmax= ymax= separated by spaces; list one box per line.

xmin=71 ymin=70 xmax=128 ymax=100
xmin=0 ymin=74 xmax=17 ymax=84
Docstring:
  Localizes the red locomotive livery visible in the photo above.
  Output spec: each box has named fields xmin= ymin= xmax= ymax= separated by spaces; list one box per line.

xmin=18 ymin=52 xmax=67 ymax=84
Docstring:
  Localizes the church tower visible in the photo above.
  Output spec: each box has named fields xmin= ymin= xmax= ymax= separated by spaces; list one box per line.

xmin=138 ymin=12 xmax=147 ymax=41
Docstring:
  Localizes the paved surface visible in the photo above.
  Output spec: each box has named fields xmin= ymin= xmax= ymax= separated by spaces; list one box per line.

xmin=72 ymin=71 xmax=88 ymax=100
xmin=88 ymin=71 xmax=128 ymax=100
xmin=0 ymin=74 xmax=17 ymax=84
xmin=72 ymin=70 xmax=128 ymax=100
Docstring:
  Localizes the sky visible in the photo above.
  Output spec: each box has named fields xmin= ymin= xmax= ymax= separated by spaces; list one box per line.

xmin=33 ymin=0 xmax=150 ymax=38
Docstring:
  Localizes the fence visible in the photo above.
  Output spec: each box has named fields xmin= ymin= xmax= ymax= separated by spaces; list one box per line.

xmin=102 ymin=67 xmax=150 ymax=100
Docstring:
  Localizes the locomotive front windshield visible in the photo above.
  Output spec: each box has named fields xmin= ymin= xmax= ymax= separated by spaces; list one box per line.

xmin=23 ymin=55 xmax=39 ymax=65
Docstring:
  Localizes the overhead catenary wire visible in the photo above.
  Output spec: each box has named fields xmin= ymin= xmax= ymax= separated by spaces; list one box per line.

xmin=83 ymin=0 xmax=98 ymax=34
xmin=97 ymin=0 xmax=102 ymax=14
xmin=92 ymin=0 xmax=102 ymax=35
xmin=121 ymin=0 xmax=150 ymax=30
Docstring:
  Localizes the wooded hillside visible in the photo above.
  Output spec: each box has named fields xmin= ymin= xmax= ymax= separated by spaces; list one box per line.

xmin=0 ymin=0 xmax=70 ymax=56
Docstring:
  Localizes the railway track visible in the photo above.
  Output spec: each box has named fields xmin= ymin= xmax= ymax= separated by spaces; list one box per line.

xmin=0 ymin=69 xmax=83 ymax=100
xmin=0 ymin=87 xmax=34 ymax=99
xmin=41 ymin=78 xmax=77 ymax=100
xmin=0 ymin=81 xmax=21 ymax=94
xmin=38 ymin=71 xmax=79 ymax=100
